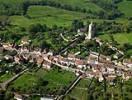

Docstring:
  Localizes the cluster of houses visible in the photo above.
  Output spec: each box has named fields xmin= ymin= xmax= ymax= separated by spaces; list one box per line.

xmin=0 ymin=42 xmax=132 ymax=86
xmin=0 ymin=43 xmax=52 ymax=70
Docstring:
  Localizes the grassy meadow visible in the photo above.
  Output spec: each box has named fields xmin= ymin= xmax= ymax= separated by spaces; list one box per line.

xmin=9 ymin=68 xmax=75 ymax=93
xmin=48 ymin=0 xmax=103 ymax=12
xmin=99 ymin=33 xmax=132 ymax=45
xmin=10 ymin=6 xmax=87 ymax=28
xmin=118 ymin=0 xmax=132 ymax=17
xmin=0 ymin=73 xmax=13 ymax=83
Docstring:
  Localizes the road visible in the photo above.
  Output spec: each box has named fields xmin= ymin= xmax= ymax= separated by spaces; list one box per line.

xmin=56 ymin=35 xmax=85 ymax=55
xmin=55 ymin=74 xmax=82 ymax=100
xmin=0 ymin=68 xmax=28 ymax=90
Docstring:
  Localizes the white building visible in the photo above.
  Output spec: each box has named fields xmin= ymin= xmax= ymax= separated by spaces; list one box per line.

xmin=85 ymin=22 xmax=94 ymax=40
xmin=40 ymin=97 xmax=54 ymax=100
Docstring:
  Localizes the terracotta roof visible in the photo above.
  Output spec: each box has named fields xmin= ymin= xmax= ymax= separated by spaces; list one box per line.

xmin=36 ymin=56 xmax=44 ymax=64
xmin=0 ymin=47 xmax=4 ymax=53
xmin=123 ymin=59 xmax=132 ymax=64
xmin=75 ymin=59 xmax=85 ymax=65
xmin=68 ymin=54 xmax=75 ymax=58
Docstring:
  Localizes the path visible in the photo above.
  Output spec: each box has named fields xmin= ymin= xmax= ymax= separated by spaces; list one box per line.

xmin=56 ymin=35 xmax=84 ymax=55
xmin=55 ymin=74 xmax=82 ymax=100
xmin=43 ymin=57 xmax=77 ymax=73
xmin=0 ymin=68 xmax=28 ymax=90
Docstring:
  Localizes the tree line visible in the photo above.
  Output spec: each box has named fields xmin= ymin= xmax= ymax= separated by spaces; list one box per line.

xmin=0 ymin=0 xmax=125 ymax=20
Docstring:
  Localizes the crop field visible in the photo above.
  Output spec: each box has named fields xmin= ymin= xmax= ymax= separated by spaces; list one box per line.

xmin=10 ymin=6 xmax=87 ymax=27
xmin=8 ymin=68 xmax=75 ymax=93
xmin=64 ymin=79 xmax=90 ymax=100
xmin=47 ymin=0 xmax=103 ymax=12
xmin=99 ymin=33 xmax=132 ymax=45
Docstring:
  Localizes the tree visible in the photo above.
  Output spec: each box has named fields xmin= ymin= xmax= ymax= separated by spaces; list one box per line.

xmin=72 ymin=19 xmax=84 ymax=32
xmin=0 ymin=16 xmax=10 ymax=30
xmin=109 ymin=34 xmax=118 ymax=46
xmin=4 ymin=91 xmax=14 ymax=100
xmin=28 ymin=24 xmax=48 ymax=39
xmin=40 ymin=40 xmax=51 ymax=52
xmin=28 ymin=23 xmax=48 ymax=33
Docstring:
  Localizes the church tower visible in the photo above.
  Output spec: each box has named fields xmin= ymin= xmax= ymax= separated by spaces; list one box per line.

xmin=85 ymin=22 xmax=94 ymax=40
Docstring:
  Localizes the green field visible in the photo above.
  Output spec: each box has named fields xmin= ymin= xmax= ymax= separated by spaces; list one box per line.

xmin=99 ymin=33 xmax=132 ymax=45
xmin=65 ymin=79 xmax=90 ymax=100
xmin=0 ymin=73 xmax=13 ymax=83
xmin=65 ymin=78 xmax=132 ymax=100
xmin=47 ymin=0 xmax=103 ymax=12
xmin=118 ymin=0 xmax=132 ymax=17
xmin=9 ymin=68 xmax=75 ymax=93
xmin=10 ymin=6 xmax=87 ymax=27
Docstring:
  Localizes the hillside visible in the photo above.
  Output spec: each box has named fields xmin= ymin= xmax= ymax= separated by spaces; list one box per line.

xmin=118 ymin=0 xmax=132 ymax=18
xmin=0 ymin=0 xmax=132 ymax=100
xmin=10 ymin=6 xmax=87 ymax=27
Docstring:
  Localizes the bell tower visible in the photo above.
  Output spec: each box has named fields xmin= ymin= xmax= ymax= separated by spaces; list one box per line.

xmin=85 ymin=22 xmax=94 ymax=40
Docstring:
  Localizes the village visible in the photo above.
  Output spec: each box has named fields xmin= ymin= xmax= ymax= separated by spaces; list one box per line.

xmin=0 ymin=39 xmax=132 ymax=84
xmin=0 ymin=22 xmax=132 ymax=100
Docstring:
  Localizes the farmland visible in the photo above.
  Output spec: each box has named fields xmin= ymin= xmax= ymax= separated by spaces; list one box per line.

xmin=118 ymin=0 xmax=132 ymax=17
xmin=99 ymin=33 xmax=132 ymax=45
xmin=8 ymin=68 xmax=75 ymax=94
xmin=10 ymin=6 xmax=87 ymax=27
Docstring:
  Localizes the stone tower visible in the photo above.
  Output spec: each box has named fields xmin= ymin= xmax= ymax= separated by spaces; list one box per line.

xmin=85 ymin=22 xmax=94 ymax=40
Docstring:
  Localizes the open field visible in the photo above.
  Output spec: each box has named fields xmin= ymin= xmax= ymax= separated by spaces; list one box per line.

xmin=8 ymin=68 xmax=75 ymax=93
xmin=65 ymin=78 xmax=132 ymax=100
xmin=64 ymin=79 xmax=90 ymax=100
xmin=0 ymin=73 xmax=13 ymax=83
xmin=10 ymin=6 xmax=87 ymax=27
xmin=27 ymin=6 xmax=86 ymax=19
xmin=118 ymin=0 xmax=132 ymax=17
xmin=47 ymin=0 xmax=103 ymax=12
xmin=99 ymin=33 xmax=132 ymax=45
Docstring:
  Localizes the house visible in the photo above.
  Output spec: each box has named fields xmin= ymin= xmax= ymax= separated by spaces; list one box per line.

xmin=48 ymin=55 xmax=54 ymax=62
xmin=77 ymin=27 xmax=87 ymax=36
xmin=40 ymin=97 xmax=54 ymax=100
xmin=90 ymin=52 xmax=99 ymax=58
xmin=113 ymin=52 xmax=123 ymax=59
xmin=47 ymin=51 xmax=53 ymax=56
xmin=107 ymin=67 xmax=115 ymax=74
xmin=19 ymin=39 xmax=30 ymax=47
xmin=86 ymin=72 xmax=95 ymax=78
xmin=95 ymin=37 xmax=103 ymax=45
xmin=43 ymin=60 xmax=52 ymax=69
xmin=123 ymin=71 xmax=132 ymax=80
xmin=116 ymin=69 xmax=123 ymax=76
xmin=36 ymin=56 xmax=44 ymax=66
xmin=123 ymin=59 xmax=132 ymax=68
xmin=0 ymin=55 xmax=4 ymax=62
xmin=0 ymin=46 xmax=4 ymax=53
xmin=14 ymin=55 xmax=20 ymax=64
xmin=58 ymin=57 xmax=69 ymax=66
xmin=106 ymin=75 xmax=116 ymax=85
xmin=68 ymin=53 xmax=76 ymax=61
xmin=21 ymin=52 xmax=30 ymax=61
xmin=88 ymin=52 xmax=99 ymax=64
xmin=14 ymin=93 xmax=23 ymax=100
xmin=98 ymin=73 xmax=104 ymax=82
xmin=75 ymin=59 xmax=86 ymax=69
xmin=2 ymin=43 xmax=13 ymax=50
xmin=99 ymin=54 xmax=111 ymax=62
xmin=67 ymin=59 xmax=75 ymax=66
xmin=53 ymin=56 xmax=58 ymax=63
xmin=62 ymin=58 xmax=69 ymax=66
xmin=4 ymin=55 xmax=13 ymax=61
